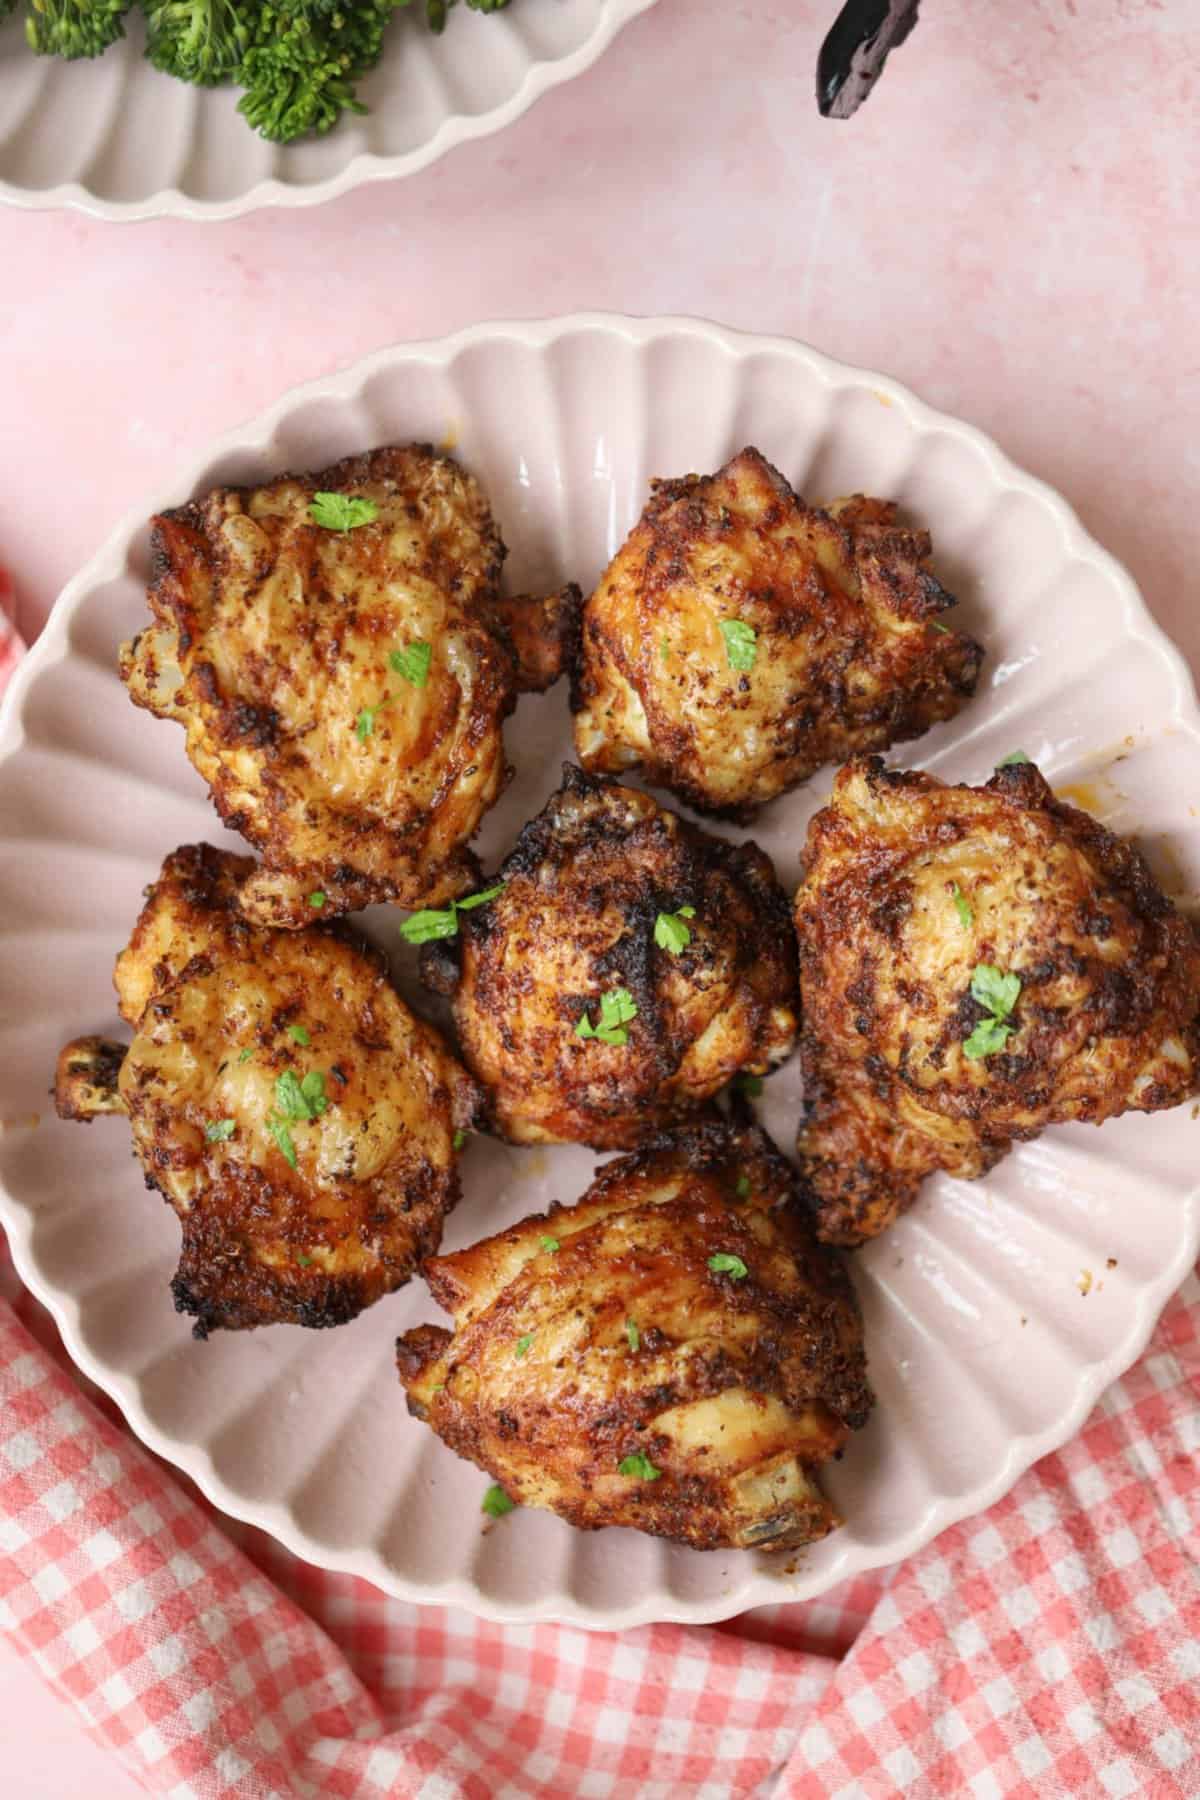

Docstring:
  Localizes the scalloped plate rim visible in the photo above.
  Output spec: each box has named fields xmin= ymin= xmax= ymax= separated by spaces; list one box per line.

xmin=2 ymin=312 xmax=1199 ymax=1630
xmin=0 ymin=0 xmax=660 ymax=224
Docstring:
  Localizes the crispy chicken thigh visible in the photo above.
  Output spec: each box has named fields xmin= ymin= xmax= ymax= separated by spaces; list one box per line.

xmin=421 ymin=765 xmax=799 ymax=1147
xmin=397 ymin=1123 xmax=872 ymax=1552
xmin=795 ymin=756 xmax=1200 ymax=1244
xmin=573 ymin=447 xmax=981 ymax=817
xmin=54 ymin=845 xmax=480 ymax=1334
xmin=120 ymin=447 xmax=578 ymax=927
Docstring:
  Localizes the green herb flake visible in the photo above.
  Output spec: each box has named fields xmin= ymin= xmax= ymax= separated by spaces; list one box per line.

xmin=310 ymin=492 xmax=378 ymax=532
xmin=719 ymin=617 xmax=758 ymax=673
xmin=355 ymin=706 xmax=379 ymax=743
xmin=735 ymin=1175 xmax=751 ymax=1198
xmin=654 ymin=904 xmax=697 ymax=955
xmin=997 ymin=749 xmax=1032 ymax=767
xmin=300 ymin=1070 xmax=329 ymax=1117
xmin=288 ymin=1024 xmax=311 ymax=1046
xmin=456 ymin=882 xmax=505 ymax=912
xmin=452 ymin=1129 xmax=468 ymax=1151
xmin=274 ymin=1069 xmax=310 ymax=1120
xmin=963 ymin=962 xmax=1023 ymax=1062
xmin=296 ymin=1252 xmax=313 ymax=1267
xmin=539 ymin=1235 xmax=561 ymax=1254
xmin=734 ymin=1073 xmax=764 ymax=1098
xmin=575 ymin=987 xmax=639 ymax=1047
xmin=389 ymin=640 xmax=433 ymax=688
xmin=205 ymin=1118 xmax=236 ymax=1143
xmin=660 ymin=637 xmax=671 ymax=663
xmin=708 ymin=1252 xmax=749 ymax=1280
xmin=625 ymin=1317 xmax=640 ymax=1352
xmin=308 ymin=891 xmax=326 ymax=910
xmin=951 ymin=883 xmax=974 ymax=929
xmin=929 ymin=620 xmax=952 ymax=636
xmin=399 ymin=905 xmax=458 ymax=944
xmin=237 ymin=1047 xmax=254 ymax=1064
xmin=481 ymin=1484 xmax=516 ymax=1518
xmin=617 ymin=1451 xmax=661 ymax=1482
xmin=514 ymin=1334 xmax=534 ymax=1359
xmin=399 ymin=883 xmax=505 ymax=946
xmin=266 ymin=1114 xmax=298 ymax=1169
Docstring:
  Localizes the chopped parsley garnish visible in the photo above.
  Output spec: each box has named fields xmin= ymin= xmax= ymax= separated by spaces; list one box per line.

xmin=309 ymin=492 xmax=378 ymax=532
xmin=452 ymin=1129 xmax=468 ymax=1151
xmin=734 ymin=1073 xmax=764 ymax=1097
xmin=964 ymin=962 xmax=1022 ymax=1061
xmin=274 ymin=1067 xmax=329 ymax=1123
xmin=355 ymin=705 xmax=380 ymax=743
xmin=929 ymin=620 xmax=952 ymax=636
xmin=398 ymin=883 xmax=506 ymax=945
xmin=625 ymin=1317 xmax=640 ymax=1352
xmin=515 ymin=1334 xmax=534 ymax=1359
xmin=719 ymin=617 xmax=758 ymax=673
xmin=575 ymin=987 xmax=638 ymax=1047
xmin=951 ymin=883 xmax=974 ymax=929
xmin=237 ymin=1047 xmax=254 ymax=1064
xmin=618 ymin=1451 xmax=661 ymax=1482
xmin=205 ymin=1118 xmax=236 ymax=1143
xmin=660 ymin=637 xmax=671 ymax=663
xmin=708 ymin=1252 xmax=749 ymax=1280
xmin=308 ymin=891 xmax=326 ymax=909
xmin=266 ymin=1115 xmax=298 ymax=1169
xmin=539 ymin=1235 xmax=561 ymax=1254
xmin=288 ymin=1024 xmax=310 ymax=1046
xmin=654 ymin=905 xmax=696 ymax=954
xmin=735 ymin=1175 xmax=751 ymax=1198
xmin=482 ymin=1484 xmax=516 ymax=1518
xmin=389 ymin=640 xmax=433 ymax=688
xmin=297 ymin=1252 xmax=313 ymax=1267
xmin=997 ymin=749 xmax=1031 ymax=767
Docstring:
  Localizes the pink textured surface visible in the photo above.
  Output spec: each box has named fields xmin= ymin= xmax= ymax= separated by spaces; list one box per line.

xmin=0 ymin=1 xmax=1197 ymax=1793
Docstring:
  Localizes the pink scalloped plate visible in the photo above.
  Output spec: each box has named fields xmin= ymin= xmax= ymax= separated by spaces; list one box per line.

xmin=2 ymin=315 xmax=1198 ymax=1629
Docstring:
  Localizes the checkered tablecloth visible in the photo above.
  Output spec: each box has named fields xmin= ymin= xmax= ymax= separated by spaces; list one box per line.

xmin=1 ymin=588 xmax=1198 ymax=1799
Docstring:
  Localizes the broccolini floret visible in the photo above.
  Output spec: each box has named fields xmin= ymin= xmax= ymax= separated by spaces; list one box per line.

xmin=25 ymin=0 xmax=129 ymax=58
xmin=427 ymin=0 xmax=510 ymax=31
xmin=140 ymin=0 xmax=250 ymax=86
xmin=236 ymin=4 xmax=399 ymax=144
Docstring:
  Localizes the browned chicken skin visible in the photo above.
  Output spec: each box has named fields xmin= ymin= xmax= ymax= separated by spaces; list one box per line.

xmin=421 ymin=764 xmax=799 ymax=1148
xmin=397 ymin=1122 xmax=872 ymax=1552
xmin=795 ymin=756 xmax=1200 ymax=1245
xmin=120 ymin=447 xmax=578 ymax=927
xmin=573 ymin=447 xmax=981 ymax=817
xmin=54 ymin=845 xmax=480 ymax=1334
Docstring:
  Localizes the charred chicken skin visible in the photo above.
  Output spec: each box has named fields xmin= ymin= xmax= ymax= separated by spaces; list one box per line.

xmin=120 ymin=447 xmax=578 ymax=928
xmin=54 ymin=845 xmax=480 ymax=1335
xmin=795 ymin=756 xmax=1200 ymax=1245
xmin=421 ymin=764 xmax=799 ymax=1148
xmin=397 ymin=1122 xmax=872 ymax=1552
xmin=573 ymin=446 xmax=981 ymax=817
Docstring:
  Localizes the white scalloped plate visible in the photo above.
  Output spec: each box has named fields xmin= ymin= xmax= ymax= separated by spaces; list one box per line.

xmin=0 ymin=1 xmax=656 ymax=221
xmin=2 ymin=315 xmax=1199 ymax=1630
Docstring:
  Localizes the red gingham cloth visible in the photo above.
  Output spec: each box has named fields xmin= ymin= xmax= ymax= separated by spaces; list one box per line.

xmin=1 ymin=593 xmax=1199 ymax=1800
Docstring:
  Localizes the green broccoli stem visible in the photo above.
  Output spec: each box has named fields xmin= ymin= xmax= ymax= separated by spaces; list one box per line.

xmin=25 ymin=0 xmax=129 ymax=58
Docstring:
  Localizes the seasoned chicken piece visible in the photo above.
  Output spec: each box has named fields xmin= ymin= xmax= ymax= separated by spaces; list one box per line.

xmin=397 ymin=1122 xmax=872 ymax=1552
xmin=54 ymin=845 xmax=480 ymax=1335
xmin=420 ymin=765 xmax=799 ymax=1148
xmin=120 ymin=447 xmax=579 ymax=927
xmin=795 ymin=756 xmax=1200 ymax=1244
xmin=573 ymin=447 xmax=981 ymax=817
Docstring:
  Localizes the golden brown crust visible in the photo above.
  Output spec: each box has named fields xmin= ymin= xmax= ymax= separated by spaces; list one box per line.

xmin=492 ymin=584 xmax=582 ymax=694
xmin=572 ymin=447 xmax=981 ymax=817
xmin=119 ymin=447 xmax=572 ymax=926
xmin=57 ymin=844 xmax=481 ymax=1334
xmin=794 ymin=755 xmax=1200 ymax=1243
xmin=425 ymin=764 xmax=799 ymax=1147
xmin=396 ymin=1121 xmax=872 ymax=1552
